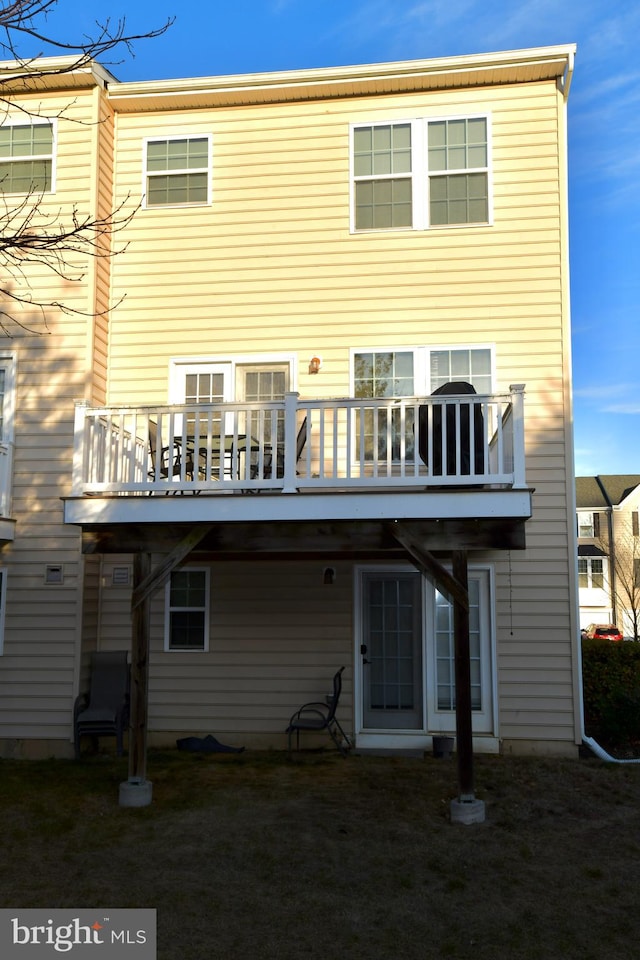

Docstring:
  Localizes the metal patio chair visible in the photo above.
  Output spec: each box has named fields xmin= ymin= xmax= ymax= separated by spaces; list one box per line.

xmin=286 ymin=666 xmax=352 ymax=756
xmin=74 ymin=651 xmax=130 ymax=759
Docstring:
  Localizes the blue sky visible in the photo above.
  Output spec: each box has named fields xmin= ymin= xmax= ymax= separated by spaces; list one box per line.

xmin=23 ymin=0 xmax=640 ymax=475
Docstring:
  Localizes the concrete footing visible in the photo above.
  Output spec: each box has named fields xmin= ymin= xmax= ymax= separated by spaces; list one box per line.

xmin=119 ymin=778 xmax=153 ymax=807
xmin=450 ymin=796 xmax=486 ymax=824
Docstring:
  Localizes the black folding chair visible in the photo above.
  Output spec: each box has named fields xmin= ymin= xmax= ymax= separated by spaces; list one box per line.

xmin=286 ymin=667 xmax=351 ymax=756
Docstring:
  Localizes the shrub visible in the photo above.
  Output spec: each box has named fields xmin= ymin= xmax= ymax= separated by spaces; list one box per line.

xmin=582 ymin=638 xmax=640 ymax=746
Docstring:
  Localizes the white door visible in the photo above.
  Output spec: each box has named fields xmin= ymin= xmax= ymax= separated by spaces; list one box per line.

xmin=357 ymin=565 xmax=495 ymax=739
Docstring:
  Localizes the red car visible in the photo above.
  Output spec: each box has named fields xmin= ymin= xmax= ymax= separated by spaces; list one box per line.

xmin=585 ymin=624 xmax=624 ymax=642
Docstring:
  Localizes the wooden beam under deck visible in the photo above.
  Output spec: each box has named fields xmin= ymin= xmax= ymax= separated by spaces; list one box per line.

xmin=80 ymin=517 xmax=527 ymax=557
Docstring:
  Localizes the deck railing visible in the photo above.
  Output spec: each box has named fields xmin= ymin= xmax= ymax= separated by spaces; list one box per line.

xmin=71 ymin=386 xmax=526 ymax=496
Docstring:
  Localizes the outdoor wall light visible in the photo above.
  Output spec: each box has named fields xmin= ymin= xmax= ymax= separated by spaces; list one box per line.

xmin=323 ymin=566 xmax=336 ymax=585
xmin=309 ymin=356 xmax=322 ymax=374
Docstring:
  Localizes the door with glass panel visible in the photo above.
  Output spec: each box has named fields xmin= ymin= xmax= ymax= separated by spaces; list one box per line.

xmin=171 ymin=364 xmax=232 ymax=480
xmin=237 ymin=364 xmax=289 ymax=476
xmin=361 ymin=571 xmax=423 ymax=730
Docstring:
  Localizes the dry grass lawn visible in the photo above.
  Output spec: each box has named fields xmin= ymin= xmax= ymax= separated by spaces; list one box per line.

xmin=1 ymin=748 xmax=640 ymax=959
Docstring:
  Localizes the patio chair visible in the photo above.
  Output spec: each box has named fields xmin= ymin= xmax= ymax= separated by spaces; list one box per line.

xmin=74 ymin=651 xmax=130 ymax=759
xmin=148 ymin=420 xmax=192 ymax=482
xmin=286 ymin=666 xmax=352 ymax=756
xmin=252 ymin=415 xmax=309 ymax=481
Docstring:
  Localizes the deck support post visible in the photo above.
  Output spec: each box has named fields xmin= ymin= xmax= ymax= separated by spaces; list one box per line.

xmin=120 ymin=524 xmax=213 ymax=807
xmin=120 ymin=551 xmax=153 ymax=807
xmin=450 ymin=550 xmax=485 ymax=823
xmin=452 ymin=550 xmax=474 ymax=799
xmin=386 ymin=524 xmax=485 ymax=823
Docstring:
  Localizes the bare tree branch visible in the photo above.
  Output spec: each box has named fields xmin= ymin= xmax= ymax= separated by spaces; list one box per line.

xmin=0 ymin=1 xmax=174 ymax=333
xmin=599 ymin=518 xmax=640 ymax=641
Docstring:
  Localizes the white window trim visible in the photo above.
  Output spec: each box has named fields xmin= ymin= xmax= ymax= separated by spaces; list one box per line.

xmin=349 ymin=344 xmax=496 ymax=396
xmin=168 ymin=353 xmax=299 ymax=402
xmin=0 ymin=568 xmax=7 ymax=655
xmin=0 ymin=353 xmax=16 ymax=445
xmin=578 ymin=555 xmax=607 ymax=592
xmin=142 ymin=133 xmax=213 ymax=209
xmin=164 ymin=566 xmax=210 ymax=652
xmin=349 ymin=113 xmax=493 ymax=234
xmin=0 ymin=354 xmax=16 ymax=519
xmin=577 ymin=511 xmax=597 ymax=538
xmin=353 ymin=563 xmax=496 ymax=738
xmin=0 ymin=116 xmax=57 ymax=194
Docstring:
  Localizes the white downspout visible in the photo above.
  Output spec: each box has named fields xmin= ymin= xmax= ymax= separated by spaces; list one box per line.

xmin=560 ymin=45 xmax=637 ymax=764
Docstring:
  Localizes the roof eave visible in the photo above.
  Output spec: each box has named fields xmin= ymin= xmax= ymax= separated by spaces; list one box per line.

xmin=106 ymin=44 xmax=577 ymax=112
xmin=0 ymin=55 xmax=117 ymax=93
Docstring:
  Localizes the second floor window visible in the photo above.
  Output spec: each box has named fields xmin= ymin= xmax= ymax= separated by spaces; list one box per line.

xmin=145 ymin=136 xmax=211 ymax=207
xmin=353 ymin=123 xmax=412 ymax=230
xmin=0 ymin=121 xmax=54 ymax=194
xmin=352 ymin=116 xmax=489 ymax=232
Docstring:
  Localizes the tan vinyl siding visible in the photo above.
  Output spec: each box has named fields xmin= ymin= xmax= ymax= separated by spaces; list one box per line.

xmin=90 ymin=95 xmax=116 ymax=404
xmin=94 ymin=79 xmax=575 ymax=746
xmin=0 ymin=53 xmax=578 ymax=753
xmin=146 ymin=560 xmax=353 ymax=742
xmin=0 ymin=86 xmax=103 ymax=751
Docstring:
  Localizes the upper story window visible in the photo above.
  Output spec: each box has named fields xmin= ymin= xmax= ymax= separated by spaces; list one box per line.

xmin=145 ymin=135 xmax=211 ymax=208
xmin=352 ymin=124 xmax=413 ymax=230
xmin=351 ymin=116 xmax=489 ymax=232
xmin=0 ymin=120 xmax=55 ymax=194
xmin=427 ymin=118 xmax=488 ymax=226
xmin=578 ymin=512 xmax=600 ymax=539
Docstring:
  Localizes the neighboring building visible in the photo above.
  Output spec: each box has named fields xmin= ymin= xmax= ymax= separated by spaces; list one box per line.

xmin=0 ymin=45 xmax=581 ymax=758
xmin=576 ymin=475 xmax=640 ymax=638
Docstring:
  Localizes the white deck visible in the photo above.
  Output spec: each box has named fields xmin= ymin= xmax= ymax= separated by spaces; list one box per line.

xmin=66 ymin=387 xmax=529 ymax=526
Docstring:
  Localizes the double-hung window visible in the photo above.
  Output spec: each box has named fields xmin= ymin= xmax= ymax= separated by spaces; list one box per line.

xmin=578 ymin=512 xmax=600 ymax=539
xmin=427 ymin=118 xmax=489 ymax=225
xmin=352 ymin=124 xmax=413 ymax=230
xmin=351 ymin=115 xmax=489 ymax=231
xmin=578 ymin=557 xmax=604 ymax=590
xmin=165 ymin=568 xmax=209 ymax=651
xmin=145 ymin=135 xmax=211 ymax=207
xmin=0 ymin=120 xmax=55 ymax=194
